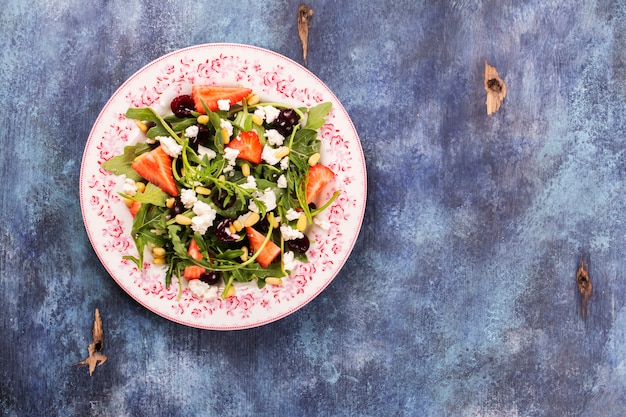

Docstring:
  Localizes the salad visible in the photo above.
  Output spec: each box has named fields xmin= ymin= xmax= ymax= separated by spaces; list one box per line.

xmin=102 ymin=85 xmax=338 ymax=300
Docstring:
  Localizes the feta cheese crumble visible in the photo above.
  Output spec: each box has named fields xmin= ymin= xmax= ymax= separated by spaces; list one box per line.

xmin=280 ymin=157 xmax=290 ymax=171
xmin=261 ymin=145 xmax=282 ymax=166
xmin=157 ymin=136 xmax=182 ymax=158
xmin=314 ymin=216 xmax=331 ymax=230
xmin=123 ymin=178 xmax=138 ymax=197
xmin=192 ymin=200 xmax=215 ymax=217
xmin=188 ymin=279 xmax=221 ymax=300
xmin=264 ymin=129 xmax=285 ymax=146
xmin=248 ymin=188 xmax=277 ymax=213
xmin=223 ymin=147 xmax=240 ymax=173
xmin=197 ymin=144 xmax=216 ymax=160
xmin=285 ymin=208 xmax=302 ymax=221
xmin=184 ymin=125 xmax=199 ymax=138
xmin=240 ymin=175 xmax=257 ymax=190
xmin=217 ymin=99 xmax=231 ymax=111
xmin=283 ymin=251 xmax=298 ymax=271
xmin=280 ymin=224 xmax=304 ymax=241
xmin=262 ymin=105 xmax=281 ymax=124
xmin=277 ymin=174 xmax=287 ymax=189
xmin=180 ymin=188 xmax=198 ymax=209
xmin=191 ymin=215 xmax=213 ymax=235
xmin=190 ymin=200 xmax=217 ymax=234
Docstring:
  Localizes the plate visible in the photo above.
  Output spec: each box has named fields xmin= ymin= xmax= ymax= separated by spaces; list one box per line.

xmin=80 ymin=43 xmax=366 ymax=330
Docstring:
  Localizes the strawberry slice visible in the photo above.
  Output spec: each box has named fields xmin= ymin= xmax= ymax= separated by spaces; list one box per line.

xmin=130 ymin=146 xmax=178 ymax=196
xmin=187 ymin=239 xmax=203 ymax=260
xmin=226 ymin=131 xmax=263 ymax=164
xmin=192 ymin=85 xmax=253 ymax=114
xmin=246 ymin=227 xmax=281 ymax=268
xmin=305 ymin=164 xmax=335 ymax=204
xmin=183 ymin=239 xmax=205 ymax=280
xmin=129 ymin=200 xmax=141 ymax=217
xmin=183 ymin=265 xmax=205 ymax=280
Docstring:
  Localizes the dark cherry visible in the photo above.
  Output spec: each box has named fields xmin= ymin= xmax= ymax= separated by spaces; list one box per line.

xmin=189 ymin=124 xmax=212 ymax=150
xmin=287 ymin=235 xmax=310 ymax=253
xmin=212 ymin=189 xmax=235 ymax=210
xmin=199 ymin=270 xmax=222 ymax=285
xmin=170 ymin=198 xmax=185 ymax=215
xmin=254 ymin=218 xmax=271 ymax=234
xmin=272 ymin=108 xmax=300 ymax=136
xmin=215 ymin=218 xmax=239 ymax=242
xmin=171 ymin=95 xmax=195 ymax=118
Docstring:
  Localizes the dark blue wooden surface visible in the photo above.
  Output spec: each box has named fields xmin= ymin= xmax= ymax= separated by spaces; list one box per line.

xmin=2 ymin=1 xmax=626 ymax=416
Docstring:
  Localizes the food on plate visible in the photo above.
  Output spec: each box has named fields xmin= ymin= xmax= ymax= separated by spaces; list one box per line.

xmin=102 ymin=86 xmax=337 ymax=299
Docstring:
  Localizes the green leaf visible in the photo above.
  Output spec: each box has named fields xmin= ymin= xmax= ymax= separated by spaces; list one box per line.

xmin=132 ymin=183 xmax=168 ymax=206
xmin=304 ymin=102 xmax=332 ymax=130
xmin=125 ymin=108 xmax=161 ymax=123
xmin=168 ymin=225 xmax=188 ymax=259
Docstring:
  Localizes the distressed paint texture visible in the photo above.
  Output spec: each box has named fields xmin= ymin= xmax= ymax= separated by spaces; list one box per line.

xmin=2 ymin=0 xmax=626 ymax=416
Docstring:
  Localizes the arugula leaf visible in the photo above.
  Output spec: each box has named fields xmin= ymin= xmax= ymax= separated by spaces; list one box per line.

xmin=168 ymin=225 xmax=188 ymax=259
xmin=125 ymin=108 xmax=162 ymax=124
xmin=131 ymin=183 xmax=168 ymax=206
xmin=148 ymin=116 xmax=197 ymax=139
xmin=304 ymin=102 xmax=332 ymax=130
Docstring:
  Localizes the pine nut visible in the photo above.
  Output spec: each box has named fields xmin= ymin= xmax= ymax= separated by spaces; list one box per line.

xmin=308 ymin=152 xmax=321 ymax=166
xmin=135 ymin=182 xmax=146 ymax=193
xmin=274 ymin=146 xmax=290 ymax=159
xmin=241 ymin=163 xmax=251 ymax=177
xmin=136 ymin=121 xmax=149 ymax=133
xmin=175 ymin=214 xmax=192 ymax=225
xmin=251 ymin=114 xmax=263 ymax=126
xmin=296 ymin=214 xmax=308 ymax=232
xmin=221 ymin=129 xmax=230 ymax=144
xmin=247 ymin=94 xmax=261 ymax=106
xmin=197 ymin=115 xmax=209 ymax=125
xmin=166 ymin=198 xmax=175 ymax=209
xmin=195 ymin=186 xmax=211 ymax=195
xmin=233 ymin=220 xmax=244 ymax=232
xmin=152 ymin=247 xmax=166 ymax=257
xmin=265 ymin=277 xmax=283 ymax=286
xmin=244 ymin=212 xmax=260 ymax=227
xmin=240 ymin=246 xmax=248 ymax=262
xmin=152 ymin=257 xmax=167 ymax=265
xmin=267 ymin=212 xmax=279 ymax=228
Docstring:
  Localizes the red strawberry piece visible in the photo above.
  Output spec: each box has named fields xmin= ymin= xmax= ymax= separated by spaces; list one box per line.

xmin=130 ymin=146 xmax=178 ymax=196
xmin=226 ymin=131 xmax=263 ymax=164
xmin=245 ymin=227 xmax=281 ymax=268
xmin=187 ymin=239 xmax=203 ymax=260
xmin=129 ymin=200 xmax=141 ymax=217
xmin=183 ymin=265 xmax=205 ymax=280
xmin=183 ymin=239 xmax=204 ymax=280
xmin=192 ymin=85 xmax=253 ymax=114
xmin=305 ymin=164 xmax=335 ymax=204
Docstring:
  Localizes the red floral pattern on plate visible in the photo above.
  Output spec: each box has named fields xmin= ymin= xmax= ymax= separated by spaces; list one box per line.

xmin=80 ymin=44 xmax=366 ymax=330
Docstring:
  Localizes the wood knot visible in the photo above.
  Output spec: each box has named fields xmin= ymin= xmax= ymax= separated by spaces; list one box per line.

xmin=484 ymin=60 xmax=507 ymax=115
xmin=576 ymin=259 xmax=592 ymax=319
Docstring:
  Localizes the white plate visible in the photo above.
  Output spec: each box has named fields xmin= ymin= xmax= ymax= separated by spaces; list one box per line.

xmin=80 ymin=43 xmax=366 ymax=330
